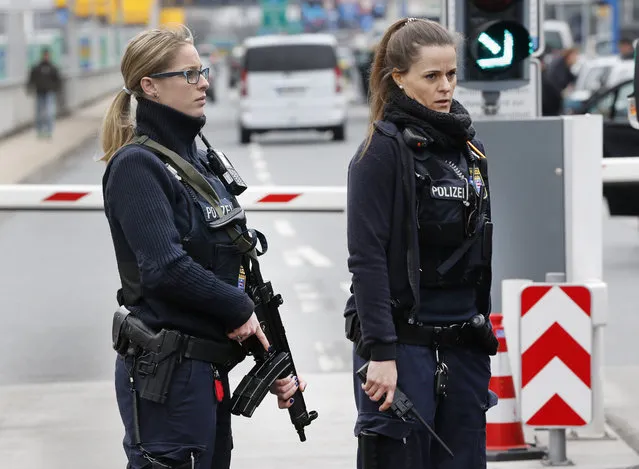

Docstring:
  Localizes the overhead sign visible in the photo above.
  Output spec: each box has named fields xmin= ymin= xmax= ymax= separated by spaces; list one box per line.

xmin=453 ymin=58 xmax=541 ymax=119
xmin=520 ymin=285 xmax=593 ymax=427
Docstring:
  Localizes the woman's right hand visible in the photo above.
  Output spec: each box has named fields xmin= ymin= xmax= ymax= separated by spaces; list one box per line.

xmin=362 ymin=360 xmax=397 ymax=412
xmin=227 ymin=312 xmax=270 ymax=351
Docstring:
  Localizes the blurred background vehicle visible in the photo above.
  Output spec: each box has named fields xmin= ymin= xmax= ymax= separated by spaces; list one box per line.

xmin=563 ymin=55 xmax=629 ymax=113
xmin=238 ymin=33 xmax=347 ymax=144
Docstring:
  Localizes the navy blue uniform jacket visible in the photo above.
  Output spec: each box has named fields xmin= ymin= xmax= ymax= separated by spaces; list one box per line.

xmin=344 ymin=121 xmax=486 ymax=362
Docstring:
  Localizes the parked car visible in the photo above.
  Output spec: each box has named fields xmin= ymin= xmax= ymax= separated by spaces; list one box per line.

xmin=238 ymin=33 xmax=347 ymax=144
xmin=573 ymin=79 xmax=639 ymax=216
xmin=564 ymin=57 xmax=634 ymax=114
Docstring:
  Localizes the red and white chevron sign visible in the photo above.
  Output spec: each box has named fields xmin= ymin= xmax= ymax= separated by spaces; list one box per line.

xmin=520 ymin=285 xmax=592 ymax=427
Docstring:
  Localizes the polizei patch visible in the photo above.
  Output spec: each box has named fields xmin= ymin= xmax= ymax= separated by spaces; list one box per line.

xmin=431 ymin=184 xmax=466 ymax=200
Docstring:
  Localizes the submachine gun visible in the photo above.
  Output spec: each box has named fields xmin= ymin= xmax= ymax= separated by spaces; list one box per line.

xmin=229 ymin=231 xmax=319 ymax=442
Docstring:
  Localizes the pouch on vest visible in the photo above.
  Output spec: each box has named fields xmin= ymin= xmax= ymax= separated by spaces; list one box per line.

xmin=416 ymin=162 xmax=471 ymax=248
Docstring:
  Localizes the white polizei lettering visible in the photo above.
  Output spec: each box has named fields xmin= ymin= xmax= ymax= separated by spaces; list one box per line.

xmin=431 ymin=185 xmax=464 ymax=199
xmin=205 ymin=206 xmax=217 ymax=219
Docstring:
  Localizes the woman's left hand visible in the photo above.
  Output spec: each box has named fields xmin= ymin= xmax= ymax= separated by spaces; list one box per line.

xmin=270 ymin=375 xmax=307 ymax=409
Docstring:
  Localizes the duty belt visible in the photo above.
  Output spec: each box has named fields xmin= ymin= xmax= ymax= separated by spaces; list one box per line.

xmin=181 ymin=334 xmax=240 ymax=367
xmin=395 ymin=321 xmax=472 ymax=348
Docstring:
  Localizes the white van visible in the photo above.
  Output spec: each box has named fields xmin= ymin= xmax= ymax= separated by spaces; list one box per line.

xmin=238 ymin=34 xmax=348 ymax=144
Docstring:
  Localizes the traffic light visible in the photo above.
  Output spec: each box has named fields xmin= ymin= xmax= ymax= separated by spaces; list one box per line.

xmin=455 ymin=0 xmax=533 ymax=91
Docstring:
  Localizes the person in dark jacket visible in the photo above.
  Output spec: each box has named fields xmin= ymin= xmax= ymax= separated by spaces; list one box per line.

xmin=344 ymin=17 xmax=498 ymax=469
xmin=26 ymin=47 xmax=61 ymax=138
xmin=100 ymin=25 xmax=305 ymax=469
xmin=542 ymin=47 xmax=579 ymax=116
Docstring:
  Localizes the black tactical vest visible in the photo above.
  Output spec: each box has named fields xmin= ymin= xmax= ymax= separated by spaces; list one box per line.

xmin=414 ymin=141 xmax=492 ymax=289
xmin=108 ymin=141 xmax=252 ymax=307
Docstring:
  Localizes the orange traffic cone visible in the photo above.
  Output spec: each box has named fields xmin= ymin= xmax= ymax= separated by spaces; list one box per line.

xmin=486 ymin=313 xmax=546 ymax=461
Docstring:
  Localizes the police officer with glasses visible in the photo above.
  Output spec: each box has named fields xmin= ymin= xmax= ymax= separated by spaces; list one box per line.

xmin=344 ymin=17 xmax=499 ymax=469
xmin=100 ymin=25 xmax=305 ymax=469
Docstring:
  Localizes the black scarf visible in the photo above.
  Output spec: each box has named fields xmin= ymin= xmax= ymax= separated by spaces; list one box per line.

xmin=383 ymin=90 xmax=476 ymax=151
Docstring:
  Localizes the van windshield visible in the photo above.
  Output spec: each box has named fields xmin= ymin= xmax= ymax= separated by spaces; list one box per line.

xmin=245 ymin=45 xmax=337 ymax=72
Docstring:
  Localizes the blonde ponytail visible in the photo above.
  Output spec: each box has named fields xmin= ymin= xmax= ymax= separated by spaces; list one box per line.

xmin=100 ymin=89 xmax=135 ymax=162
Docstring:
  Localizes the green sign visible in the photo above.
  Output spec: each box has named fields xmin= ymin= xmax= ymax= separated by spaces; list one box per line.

xmin=261 ymin=0 xmax=288 ymax=33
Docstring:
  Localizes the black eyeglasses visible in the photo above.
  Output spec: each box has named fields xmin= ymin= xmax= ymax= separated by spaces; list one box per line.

xmin=149 ymin=67 xmax=210 ymax=84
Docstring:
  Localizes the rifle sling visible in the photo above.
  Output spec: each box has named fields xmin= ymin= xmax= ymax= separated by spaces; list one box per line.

xmin=132 ymin=135 xmax=257 ymax=256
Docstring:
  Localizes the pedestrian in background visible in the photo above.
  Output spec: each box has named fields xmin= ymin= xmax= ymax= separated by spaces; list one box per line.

xmin=541 ymin=47 xmax=579 ymax=116
xmin=27 ymin=47 xmax=61 ymax=139
xmin=344 ymin=17 xmax=499 ymax=469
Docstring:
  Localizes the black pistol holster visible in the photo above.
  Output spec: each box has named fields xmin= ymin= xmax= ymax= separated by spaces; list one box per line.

xmin=112 ymin=307 xmax=183 ymax=404
xmin=112 ymin=306 xmax=246 ymax=404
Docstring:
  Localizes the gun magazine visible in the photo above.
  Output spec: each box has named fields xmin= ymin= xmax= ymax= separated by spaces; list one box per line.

xmin=230 ymin=351 xmax=292 ymax=417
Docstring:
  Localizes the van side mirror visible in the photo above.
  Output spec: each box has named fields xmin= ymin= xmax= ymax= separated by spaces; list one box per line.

xmin=629 ymin=39 xmax=639 ymax=129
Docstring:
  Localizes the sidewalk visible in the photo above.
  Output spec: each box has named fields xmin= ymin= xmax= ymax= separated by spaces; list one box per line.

xmin=0 ymin=96 xmax=114 ymax=184
xmin=0 ymin=369 xmax=638 ymax=469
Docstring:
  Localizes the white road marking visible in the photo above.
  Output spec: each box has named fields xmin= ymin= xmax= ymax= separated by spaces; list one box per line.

xmin=249 ymin=142 xmax=273 ymax=184
xmin=283 ymin=250 xmax=303 ymax=267
xmin=297 ymin=246 xmax=332 ymax=267
xmin=315 ymin=342 xmax=346 ymax=372
xmin=274 ymin=219 xmax=296 ymax=237
xmin=256 ymin=171 xmax=272 ymax=183
xmin=253 ymin=159 xmax=268 ymax=170
xmin=301 ymin=302 xmax=320 ymax=314
xmin=295 ymin=283 xmax=321 ymax=313
xmin=248 ymin=142 xmax=262 ymax=161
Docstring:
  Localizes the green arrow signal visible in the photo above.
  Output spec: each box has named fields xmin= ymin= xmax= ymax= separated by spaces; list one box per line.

xmin=476 ymin=30 xmax=514 ymax=70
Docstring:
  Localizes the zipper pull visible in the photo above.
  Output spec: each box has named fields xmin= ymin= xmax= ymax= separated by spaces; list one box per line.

xmin=463 ymin=179 xmax=470 ymax=206
xmin=212 ymin=366 xmax=224 ymax=402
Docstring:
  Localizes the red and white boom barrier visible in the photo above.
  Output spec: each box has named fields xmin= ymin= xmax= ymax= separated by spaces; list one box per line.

xmin=601 ymin=157 xmax=639 ymax=184
xmin=0 ymin=185 xmax=347 ymax=212
xmin=0 ymin=157 xmax=637 ymax=211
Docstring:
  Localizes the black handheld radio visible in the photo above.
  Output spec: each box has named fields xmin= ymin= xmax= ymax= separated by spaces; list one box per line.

xmin=199 ymin=132 xmax=248 ymax=196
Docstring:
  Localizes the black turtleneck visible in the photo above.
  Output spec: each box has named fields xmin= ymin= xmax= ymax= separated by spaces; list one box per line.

xmin=102 ymin=98 xmax=254 ymax=340
xmin=135 ymin=97 xmax=205 ymax=160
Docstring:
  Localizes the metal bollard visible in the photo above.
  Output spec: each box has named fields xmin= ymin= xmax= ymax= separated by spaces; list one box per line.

xmin=543 ymin=272 xmax=573 ymax=467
